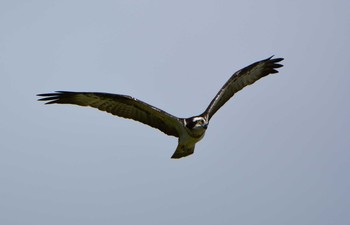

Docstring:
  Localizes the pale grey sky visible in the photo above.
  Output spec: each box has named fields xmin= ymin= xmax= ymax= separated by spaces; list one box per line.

xmin=1 ymin=1 xmax=349 ymax=224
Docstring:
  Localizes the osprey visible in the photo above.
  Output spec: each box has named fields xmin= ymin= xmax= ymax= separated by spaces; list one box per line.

xmin=38 ymin=56 xmax=283 ymax=159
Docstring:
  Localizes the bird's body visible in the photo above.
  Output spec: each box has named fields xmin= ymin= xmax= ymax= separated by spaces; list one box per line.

xmin=173 ymin=116 xmax=207 ymax=158
xmin=38 ymin=56 xmax=284 ymax=159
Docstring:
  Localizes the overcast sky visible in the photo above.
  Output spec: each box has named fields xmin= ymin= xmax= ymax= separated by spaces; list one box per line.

xmin=1 ymin=1 xmax=349 ymax=225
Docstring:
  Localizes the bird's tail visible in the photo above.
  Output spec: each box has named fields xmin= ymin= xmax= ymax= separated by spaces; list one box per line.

xmin=171 ymin=144 xmax=195 ymax=159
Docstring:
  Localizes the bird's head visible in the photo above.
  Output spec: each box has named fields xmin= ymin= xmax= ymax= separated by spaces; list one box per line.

xmin=185 ymin=116 xmax=209 ymax=131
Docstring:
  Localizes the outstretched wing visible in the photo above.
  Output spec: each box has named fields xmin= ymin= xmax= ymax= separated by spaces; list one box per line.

xmin=37 ymin=91 xmax=181 ymax=137
xmin=203 ymin=56 xmax=284 ymax=120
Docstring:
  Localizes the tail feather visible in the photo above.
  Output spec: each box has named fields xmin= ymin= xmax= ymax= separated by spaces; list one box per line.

xmin=171 ymin=144 xmax=195 ymax=159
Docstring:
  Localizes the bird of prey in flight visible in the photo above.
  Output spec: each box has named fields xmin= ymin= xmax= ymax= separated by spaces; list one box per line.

xmin=38 ymin=56 xmax=284 ymax=159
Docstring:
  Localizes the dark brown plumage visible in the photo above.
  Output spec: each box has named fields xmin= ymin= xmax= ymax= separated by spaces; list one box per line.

xmin=38 ymin=56 xmax=284 ymax=159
